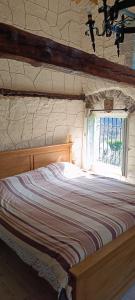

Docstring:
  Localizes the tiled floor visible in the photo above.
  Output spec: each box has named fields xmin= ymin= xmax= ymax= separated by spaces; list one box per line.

xmin=0 ymin=239 xmax=135 ymax=300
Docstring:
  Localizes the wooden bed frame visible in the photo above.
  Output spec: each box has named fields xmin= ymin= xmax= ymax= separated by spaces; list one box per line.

xmin=0 ymin=143 xmax=135 ymax=300
xmin=0 ymin=143 xmax=72 ymax=179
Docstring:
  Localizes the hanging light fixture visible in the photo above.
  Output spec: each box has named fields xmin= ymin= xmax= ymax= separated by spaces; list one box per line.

xmin=85 ymin=0 xmax=135 ymax=56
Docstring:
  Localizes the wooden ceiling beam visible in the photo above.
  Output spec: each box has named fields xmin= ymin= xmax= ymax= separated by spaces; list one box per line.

xmin=0 ymin=23 xmax=135 ymax=86
xmin=0 ymin=88 xmax=85 ymax=100
xmin=71 ymin=0 xmax=98 ymax=5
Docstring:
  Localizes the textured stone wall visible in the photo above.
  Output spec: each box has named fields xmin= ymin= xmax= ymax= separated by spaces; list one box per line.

xmin=128 ymin=112 xmax=135 ymax=183
xmin=0 ymin=0 xmax=134 ymax=94
xmin=0 ymin=0 xmax=128 ymax=94
xmin=0 ymin=0 xmax=135 ymax=174
xmin=0 ymin=0 xmax=125 ymax=61
xmin=0 ymin=96 xmax=85 ymax=165
xmin=85 ymin=89 xmax=135 ymax=183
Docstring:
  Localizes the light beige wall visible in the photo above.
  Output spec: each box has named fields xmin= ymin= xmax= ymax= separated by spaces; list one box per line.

xmin=128 ymin=112 xmax=135 ymax=183
xmin=0 ymin=0 xmax=135 ymax=173
xmin=0 ymin=0 xmax=125 ymax=61
xmin=0 ymin=0 xmax=128 ymax=94
xmin=0 ymin=96 xmax=85 ymax=165
xmin=85 ymin=87 xmax=135 ymax=185
xmin=85 ymin=92 xmax=135 ymax=183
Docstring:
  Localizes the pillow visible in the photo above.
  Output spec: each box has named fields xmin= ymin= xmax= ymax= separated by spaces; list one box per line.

xmin=46 ymin=162 xmax=84 ymax=179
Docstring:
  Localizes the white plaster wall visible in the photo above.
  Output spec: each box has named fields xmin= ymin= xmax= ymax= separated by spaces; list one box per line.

xmin=128 ymin=112 xmax=135 ymax=183
xmin=85 ymin=92 xmax=135 ymax=183
xmin=0 ymin=0 xmax=125 ymax=60
xmin=0 ymin=0 xmax=134 ymax=94
xmin=0 ymin=0 xmax=128 ymax=94
xmin=0 ymin=96 xmax=85 ymax=165
xmin=0 ymin=0 xmax=134 ymax=175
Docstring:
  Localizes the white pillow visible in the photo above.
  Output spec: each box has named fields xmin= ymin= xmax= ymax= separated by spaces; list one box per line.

xmin=46 ymin=162 xmax=83 ymax=179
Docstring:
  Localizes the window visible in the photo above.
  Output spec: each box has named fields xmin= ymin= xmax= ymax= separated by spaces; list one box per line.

xmin=87 ymin=114 xmax=128 ymax=179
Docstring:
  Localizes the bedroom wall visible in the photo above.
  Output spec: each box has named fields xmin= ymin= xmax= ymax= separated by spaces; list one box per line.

xmin=0 ymin=0 xmax=126 ymax=63
xmin=0 ymin=0 xmax=131 ymax=94
xmin=84 ymin=90 xmax=135 ymax=183
xmin=0 ymin=0 xmax=127 ymax=93
xmin=0 ymin=0 xmax=120 ymax=165
xmin=0 ymin=0 xmax=135 ymax=172
xmin=128 ymin=112 xmax=135 ymax=183
xmin=0 ymin=96 xmax=85 ymax=165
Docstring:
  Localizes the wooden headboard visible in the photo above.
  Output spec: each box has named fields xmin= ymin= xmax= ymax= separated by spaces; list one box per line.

xmin=0 ymin=143 xmax=72 ymax=179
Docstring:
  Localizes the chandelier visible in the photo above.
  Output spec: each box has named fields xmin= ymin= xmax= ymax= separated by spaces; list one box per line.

xmin=85 ymin=0 xmax=135 ymax=56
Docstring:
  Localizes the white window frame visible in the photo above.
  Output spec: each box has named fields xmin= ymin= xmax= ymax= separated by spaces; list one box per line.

xmin=86 ymin=112 xmax=129 ymax=179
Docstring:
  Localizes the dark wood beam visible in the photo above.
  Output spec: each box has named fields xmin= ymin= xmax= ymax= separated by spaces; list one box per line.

xmin=0 ymin=88 xmax=85 ymax=100
xmin=0 ymin=23 xmax=135 ymax=86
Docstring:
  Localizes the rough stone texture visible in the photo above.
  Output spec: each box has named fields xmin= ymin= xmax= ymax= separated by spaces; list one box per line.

xmin=128 ymin=112 xmax=135 ymax=183
xmin=86 ymin=89 xmax=135 ymax=112
xmin=0 ymin=0 xmax=134 ymax=95
xmin=0 ymin=0 xmax=135 ymax=177
xmin=0 ymin=96 xmax=85 ymax=165
xmin=85 ymin=88 xmax=135 ymax=183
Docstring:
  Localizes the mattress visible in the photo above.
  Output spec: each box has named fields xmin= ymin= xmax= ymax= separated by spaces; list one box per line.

xmin=0 ymin=162 xmax=135 ymax=299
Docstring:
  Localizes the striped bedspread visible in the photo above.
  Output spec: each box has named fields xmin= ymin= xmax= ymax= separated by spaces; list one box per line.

xmin=0 ymin=162 xmax=135 ymax=299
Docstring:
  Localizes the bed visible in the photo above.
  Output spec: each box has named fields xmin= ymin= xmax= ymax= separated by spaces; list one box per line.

xmin=0 ymin=143 xmax=135 ymax=300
